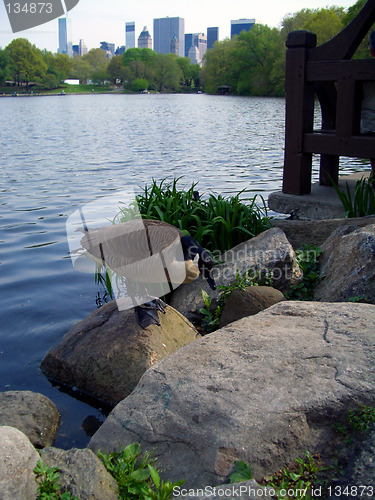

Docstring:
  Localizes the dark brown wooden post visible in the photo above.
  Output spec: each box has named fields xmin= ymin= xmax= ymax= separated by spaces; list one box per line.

xmin=283 ymin=31 xmax=317 ymax=195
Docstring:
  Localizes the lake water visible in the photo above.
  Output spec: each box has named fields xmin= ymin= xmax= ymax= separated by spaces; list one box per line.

xmin=0 ymin=93 xmax=368 ymax=448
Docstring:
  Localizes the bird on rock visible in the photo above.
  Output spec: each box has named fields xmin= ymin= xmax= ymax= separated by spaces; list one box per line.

xmin=80 ymin=219 xmax=216 ymax=328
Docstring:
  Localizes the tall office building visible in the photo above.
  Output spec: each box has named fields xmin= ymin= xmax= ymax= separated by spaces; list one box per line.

xmin=100 ymin=41 xmax=115 ymax=57
xmin=58 ymin=17 xmax=73 ymax=57
xmin=231 ymin=19 xmax=257 ymax=38
xmin=153 ymin=17 xmax=184 ymax=57
xmin=185 ymin=33 xmax=207 ymax=63
xmin=126 ymin=22 xmax=136 ymax=50
xmin=79 ymin=39 xmax=87 ymax=56
xmin=138 ymin=27 xmax=152 ymax=49
xmin=184 ymin=33 xmax=193 ymax=58
xmin=207 ymin=27 xmax=219 ymax=50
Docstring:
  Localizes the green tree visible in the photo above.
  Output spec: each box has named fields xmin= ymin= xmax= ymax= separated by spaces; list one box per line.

xmin=0 ymin=49 xmax=10 ymax=86
xmin=132 ymin=78 xmax=149 ymax=92
xmin=5 ymin=38 xmax=47 ymax=88
xmin=153 ymin=53 xmax=182 ymax=92
xmin=82 ymin=48 xmax=108 ymax=72
xmin=107 ymin=55 xmax=125 ymax=84
xmin=70 ymin=57 xmax=94 ymax=83
xmin=303 ymin=8 xmax=345 ymax=45
xmin=91 ymin=69 xmax=109 ymax=84
xmin=202 ymin=38 xmax=234 ymax=94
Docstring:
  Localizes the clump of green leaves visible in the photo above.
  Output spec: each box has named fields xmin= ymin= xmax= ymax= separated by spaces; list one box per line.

xmin=34 ymin=460 xmax=78 ymax=500
xmin=229 ymin=452 xmax=323 ymax=499
xmin=261 ymin=451 xmax=322 ymax=500
xmin=332 ymin=176 xmax=375 ymax=218
xmin=97 ymin=443 xmax=184 ymax=500
xmin=333 ymin=405 xmax=375 ymax=440
xmin=198 ymin=268 xmax=274 ymax=334
xmin=286 ymin=245 xmax=322 ymax=301
xmin=117 ymin=178 xmax=271 ymax=253
xmin=199 ymin=289 xmax=221 ymax=333
xmin=230 ymin=461 xmax=253 ymax=483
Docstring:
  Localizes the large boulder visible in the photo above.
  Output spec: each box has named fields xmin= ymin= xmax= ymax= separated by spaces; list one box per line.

xmin=170 ymin=228 xmax=302 ymax=322
xmin=41 ymin=301 xmax=199 ymax=406
xmin=0 ymin=426 xmax=40 ymax=499
xmin=40 ymin=447 xmax=118 ymax=499
xmin=314 ymin=224 xmax=375 ymax=304
xmin=219 ymin=286 xmax=285 ymax=328
xmin=89 ymin=301 xmax=375 ymax=489
xmin=0 ymin=391 xmax=59 ymax=448
xmin=272 ymin=215 xmax=375 ymax=249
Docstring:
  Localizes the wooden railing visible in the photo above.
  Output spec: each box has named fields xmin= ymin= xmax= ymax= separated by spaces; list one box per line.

xmin=283 ymin=0 xmax=375 ymax=195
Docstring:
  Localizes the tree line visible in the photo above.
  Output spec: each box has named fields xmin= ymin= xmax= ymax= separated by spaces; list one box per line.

xmin=0 ymin=0 xmax=370 ymax=96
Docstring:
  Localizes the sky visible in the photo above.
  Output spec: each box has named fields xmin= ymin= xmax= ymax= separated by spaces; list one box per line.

xmin=0 ymin=0 xmax=357 ymax=53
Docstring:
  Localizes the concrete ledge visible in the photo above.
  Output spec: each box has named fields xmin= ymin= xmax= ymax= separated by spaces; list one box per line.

xmin=268 ymin=171 xmax=371 ymax=220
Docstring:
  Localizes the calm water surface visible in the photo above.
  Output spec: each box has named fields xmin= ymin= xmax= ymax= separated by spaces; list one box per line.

xmin=0 ymin=93 xmax=367 ymax=447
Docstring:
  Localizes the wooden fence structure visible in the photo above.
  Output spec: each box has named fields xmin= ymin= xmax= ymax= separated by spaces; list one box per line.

xmin=283 ymin=0 xmax=375 ymax=195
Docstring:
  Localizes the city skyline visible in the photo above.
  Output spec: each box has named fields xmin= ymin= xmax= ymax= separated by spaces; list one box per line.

xmin=0 ymin=0 xmax=357 ymax=53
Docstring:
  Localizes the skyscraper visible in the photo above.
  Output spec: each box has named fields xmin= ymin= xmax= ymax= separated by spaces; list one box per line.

xmin=230 ymin=19 xmax=257 ymax=38
xmin=185 ymin=33 xmax=207 ymax=63
xmin=207 ymin=27 xmax=219 ymax=50
xmin=184 ymin=33 xmax=193 ymax=58
xmin=153 ymin=17 xmax=184 ymax=57
xmin=138 ymin=27 xmax=152 ymax=49
xmin=126 ymin=22 xmax=135 ymax=50
xmin=58 ymin=17 xmax=73 ymax=57
xmin=79 ymin=39 xmax=87 ymax=56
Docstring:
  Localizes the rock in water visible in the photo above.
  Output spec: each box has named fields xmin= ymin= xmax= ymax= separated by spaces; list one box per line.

xmin=41 ymin=301 xmax=199 ymax=406
xmin=0 ymin=391 xmax=59 ymax=448
xmin=89 ymin=301 xmax=375 ymax=488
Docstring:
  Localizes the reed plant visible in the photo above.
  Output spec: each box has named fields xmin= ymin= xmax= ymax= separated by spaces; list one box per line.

xmin=332 ymin=176 xmax=375 ymax=218
xmin=117 ymin=178 xmax=271 ymax=253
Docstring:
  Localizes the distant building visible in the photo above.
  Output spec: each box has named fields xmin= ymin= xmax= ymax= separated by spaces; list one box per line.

xmin=126 ymin=22 xmax=135 ymax=50
xmin=153 ymin=17 xmax=184 ymax=57
xmin=72 ymin=44 xmax=79 ymax=57
xmin=184 ymin=33 xmax=193 ymax=57
xmin=185 ymin=32 xmax=207 ymax=63
xmin=170 ymin=34 xmax=179 ymax=55
xmin=207 ymin=27 xmax=219 ymax=50
xmin=188 ymin=46 xmax=200 ymax=65
xmin=58 ymin=17 xmax=73 ymax=57
xmin=115 ymin=45 xmax=126 ymax=55
xmin=230 ymin=19 xmax=257 ymax=38
xmin=79 ymin=39 xmax=87 ymax=56
xmin=138 ymin=26 xmax=152 ymax=49
xmin=100 ymin=41 xmax=115 ymax=58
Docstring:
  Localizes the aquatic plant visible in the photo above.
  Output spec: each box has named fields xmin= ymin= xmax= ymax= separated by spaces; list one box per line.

xmin=117 ymin=178 xmax=271 ymax=253
xmin=332 ymin=176 xmax=375 ymax=218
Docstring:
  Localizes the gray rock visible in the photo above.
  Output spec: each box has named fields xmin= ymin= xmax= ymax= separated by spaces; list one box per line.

xmin=187 ymin=480 xmax=273 ymax=499
xmin=88 ymin=301 xmax=375 ymax=489
xmin=0 ymin=391 xmax=59 ymax=448
xmin=219 ymin=286 xmax=285 ymax=328
xmin=272 ymin=215 xmax=375 ymax=249
xmin=41 ymin=300 xmax=199 ymax=406
xmin=0 ymin=426 xmax=39 ymax=500
xmin=40 ymin=447 xmax=118 ymax=500
xmin=170 ymin=227 xmax=302 ymax=322
xmin=329 ymin=429 xmax=375 ymax=499
xmin=314 ymin=224 xmax=375 ymax=304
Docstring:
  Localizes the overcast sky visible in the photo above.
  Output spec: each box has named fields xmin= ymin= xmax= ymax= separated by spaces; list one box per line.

xmin=0 ymin=0 xmax=356 ymax=52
